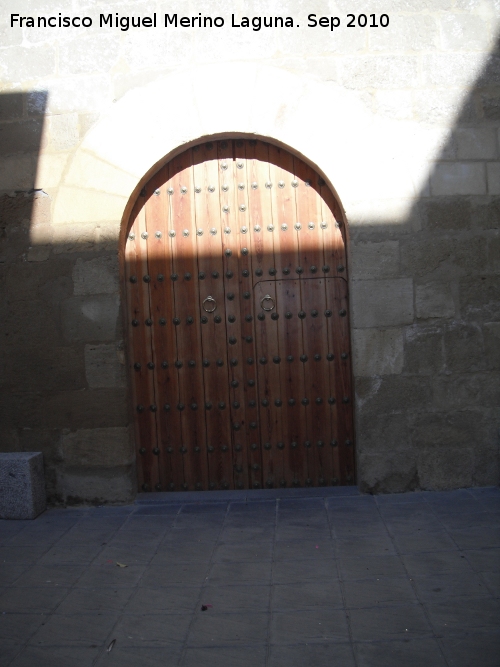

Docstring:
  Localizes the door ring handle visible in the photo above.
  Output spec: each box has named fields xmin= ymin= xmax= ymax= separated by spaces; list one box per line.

xmin=203 ymin=296 xmax=217 ymax=313
xmin=260 ymin=294 xmax=275 ymax=311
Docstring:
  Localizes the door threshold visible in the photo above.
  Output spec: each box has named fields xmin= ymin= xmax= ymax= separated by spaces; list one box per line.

xmin=135 ymin=486 xmax=361 ymax=505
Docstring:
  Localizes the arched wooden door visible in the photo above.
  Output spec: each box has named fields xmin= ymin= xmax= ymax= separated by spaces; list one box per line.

xmin=124 ymin=139 xmax=355 ymax=492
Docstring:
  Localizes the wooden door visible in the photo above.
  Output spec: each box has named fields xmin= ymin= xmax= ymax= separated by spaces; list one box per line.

xmin=124 ymin=139 xmax=355 ymax=492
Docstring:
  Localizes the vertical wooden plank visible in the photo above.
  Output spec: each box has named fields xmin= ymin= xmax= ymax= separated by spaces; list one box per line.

xmin=168 ymin=153 xmax=207 ymax=490
xmin=192 ymin=142 xmax=234 ymax=490
xmin=246 ymin=142 xmax=283 ymax=488
xmin=267 ymin=145 xmax=307 ymax=487
xmin=143 ymin=168 xmax=185 ymax=491
xmin=124 ymin=200 xmax=160 ymax=491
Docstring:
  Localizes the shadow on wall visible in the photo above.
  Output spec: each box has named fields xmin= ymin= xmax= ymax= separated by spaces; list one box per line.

xmin=0 ymin=35 xmax=498 ymax=504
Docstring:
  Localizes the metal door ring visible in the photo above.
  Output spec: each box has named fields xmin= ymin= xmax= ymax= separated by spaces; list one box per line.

xmin=260 ymin=295 xmax=275 ymax=311
xmin=203 ymin=296 xmax=217 ymax=313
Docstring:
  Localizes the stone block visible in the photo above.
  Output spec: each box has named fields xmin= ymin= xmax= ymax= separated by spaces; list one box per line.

xmin=483 ymin=322 xmax=500 ymax=370
xmin=415 ymin=282 xmax=455 ymax=319
xmin=417 ymin=446 xmax=474 ymax=490
xmin=410 ymin=410 xmax=481 ymax=450
xmin=430 ymin=163 xmax=486 ymax=196
xmin=47 ymin=113 xmax=79 ymax=151
xmin=0 ymin=93 xmax=23 ymax=121
xmin=439 ymin=14 xmax=491 ymax=52
xmin=456 ymin=129 xmax=497 ymax=160
xmin=0 ymin=155 xmax=35 ymax=190
xmin=355 ymin=375 xmax=432 ymax=417
xmin=487 ymin=163 xmax=500 ymax=195
xmin=53 ymin=186 xmax=127 ymax=225
xmin=349 ymin=241 xmax=400 ymax=279
xmin=338 ymin=55 xmax=419 ymax=89
xmin=352 ymin=328 xmax=404 ymax=376
xmin=473 ymin=440 xmax=500 ymax=487
xmin=73 ymin=256 xmax=119 ymax=296
xmin=61 ymin=295 xmax=120 ymax=342
xmin=356 ymin=412 xmax=410 ymax=453
xmin=400 ymin=234 xmax=487 ymax=279
xmin=0 ymin=452 xmax=46 ymax=519
xmin=404 ymin=325 xmax=445 ymax=375
xmin=4 ymin=347 xmax=86 ymax=393
xmin=34 ymin=153 xmax=68 ymax=190
xmin=65 ymin=151 xmax=137 ymax=197
xmin=422 ymin=199 xmax=471 ymax=231
xmin=60 ymin=427 xmax=133 ymax=468
xmin=40 ymin=389 xmax=129 ymax=430
xmin=59 ymin=35 xmax=121 ymax=76
xmin=433 ymin=373 xmax=500 ymax=411
xmin=481 ymin=93 xmax=500 ymax=121
xmin=472 ymin=198 xmax=500 ymax=230
xmin=50 ymin=223 xmax=97 ymax=253
xmin=358 ymin=450 xmax=418 ymax=494
xmin=375 ymin=90 xmax=414 ymax=121
xmin=444 ymin=322 xmax=486 ymax=372
xmin=414 ymin=88 xmax=475 ymax=126
xmin=459 ymin=276 xmax=500 ymax=322
xmin=351 ymin=279 xmax=413 ymax=328
xmin=1 ymin=45 xmax=56 ymax=81
xmin=56 ymin=466 xmax=136 ymax=505
xmin=0 ymin=118 xmax=45 ymax=156
xmin=28 ymin=75 xmax=112 ymax=115
xmin=369 ymin=14 xmax=438 ymax=51
xmin=422 ymin=53 xmax=485 ymax=87
xmin=85 ymin=342 xmax=126 ymax=389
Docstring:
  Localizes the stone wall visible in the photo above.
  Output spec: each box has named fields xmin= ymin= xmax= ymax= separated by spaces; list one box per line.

xmin=0 ymin=0 xmax=499 ymax=503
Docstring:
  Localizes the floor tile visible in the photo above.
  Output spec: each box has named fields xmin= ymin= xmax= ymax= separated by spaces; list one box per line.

xmin=462 ymin=548 xmax=500 ymax=573
xmin=212 ymin=541 xmax=273 ymax=563
xmin=271 ymin=609 xmax=349 ymax=643
xmin=401 ymin=550 xmax=476 ymax=576
xmin=272 ymin=558 xmax=338 ymax=584
xmin=425 ymin=597 xmax=500 ymax=635
xmin=272 ymin=580 xmax=343 ymax=610
xmin=187 ymin=611 xmax=269 ymax=646
xmin=354 ymin=638 xmax=447 ymax=667
xmin=95 ymin=645 xmax=183 ymax=666
xmin=77 ymin=564 xmax=146 ymax=588
xmin=273 ymin=539 xmax=335 ymax=561
xmin=343 ymin=576 xmax=417 ymax=608
xmin=15 ymin=564 xmax=85 ymax=587
xmin=181 ymin=645 xmax=267 ymax=666
xmin=28 ymin=611 xmax=118 ymax=647
xmin=0 ymin=612 xmax=50 ymax=643
xmin=139 ymin=563 xmax=208 ymax=587
xmin=0 ymin=585 xmax=69 ymax=613
xmin=57 ymin=587 xmax=135 ymax=614
xmin=348 ymin=604 xmax=432 ymax=641
xmin=412 ymin=572 xmax=489 ymax=601
xmin=110 ymin=613 xmax=192 ymax=646
xmin=440 ymin=631 xmax=500 ymax=667
xmin=393 ymin=531 xmax=457 ymax=554
xmin=125 ymin=585 xmax=200 ymax=614
xmin=338 ymin=554 xmax=406 ymax=579
xmin=446 ymin=527 xmax=500 ymax=550
xmin=200 ymin=584 xmax=271 ymax=611
xmin=336 ymin=535 xmax=396 ymax=556
xmin=0 ymin=564 xmax=29 ymax=586
xmin=9 ymin=646 xmax=100 ymax=667
xmin=208 ymin=560 xmax=272 ymax=585
xmin=268 ymin=642 xmax=355 ymax=667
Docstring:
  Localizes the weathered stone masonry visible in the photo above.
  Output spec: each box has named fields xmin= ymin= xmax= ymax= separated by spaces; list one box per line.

xmin=0 ymin=1 xmax=499 ymax=503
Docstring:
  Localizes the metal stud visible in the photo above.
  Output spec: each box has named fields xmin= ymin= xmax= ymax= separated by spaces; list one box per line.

xmin=260 ymin=357 xmax=267 ymax=365
xmin=129 ymin=275 xmax=137 ymax=283
xmin=298 ymin=311 xmax=306 ymax=319
xmin=305 ymin=180 xmax=311 ymax=187
xmin=161 ymin=361 xmax=168 ymax=369
xmin=310 ymin=265 xmax=317 ymax=274
xmin=325 ymin=310 xmax=332 ymax=317
xmin=139 ymin=447 xmax=146 ymax=454
xmin=157 ymin=274 xmax=164 ymax=282
xmin=291 ymin=441 xmax=298 ymax=449
xmin=322 ymin=265 xmax=330 ymax=273
xmin=164 ymin=403 xmax=170 ymax=412
xmin=328 ymin=397 xmax=336 ymax=404
xmin=283 ymin=267 xmax=290 ymax=275
xmin=184 ymin=272 xmax=191 ymax=280
xmin=196 ymin=228 xmax=203 ymax=236
xmin=216 ymin=358 xmax=224 ymax=367
xmin=228 ymin=315 xmax=236 ymax=323
xmin=187 ymin=316 xmax=194 ymax=325
xmin=232 ymin=401 xmax=240 ymax=409
xmin=222 ymin=184 xmax=229 ymax=192
xmin=229 ymin=336 xmax=236 ymax=345
xmin=311 ymin=310 xmax=318 ymax=318
xmin=134 ymin=362 xmax=141 ymax=371
xmin=145 ymin=318 xmax=153 ymax=326
xmin=291 ymin=179 xmax=298 ymax=187
xmin=317 ymin=441 xmax=324 ymax=448
xmin=241 ymin=226 xmax=248 ymax=234
xmin=177 ymin=403 xmax=184 ymax=411
xmin=143 ymin=275 xmax=151 ymax=283
xmin=302 ymin=398 xmax=309 ymax=406
xmin=261 ymin=398 xmax=269 ymax=406
xmin=341 ymin=352 xmax=349 ymax=360
xmin=300 ymin=354 xmax=308 ymax=362
xmin=251 ymin=181 xmax=258 ymax=189
xmin=167 ymin=187 xmax=174 ymax=195
xmin=201 ymin=316 xmax=208 ymax=324
xmin=320 ymin=221 xmax=328 ymax=230
xmin=339 ymin=309 xmax=347 ymax=317
xmin=236 ymin=161 xmax=244 ymax=169
xmin=174 ymin=359 xmax=183 ymax=369
xmin=141 ymin=231 xmax=148 ymax=240
xmin=327 ymin=353 xmax=334 ymax=361
xmin=267 ymin=224 xmax=275 ymax=232
xmin=218 ymin=401 xmax=226 ymax=409
xmin=265 ymin=181 xmax=272 ymax=188
xmin=225 ymin=248 xmax=232 ymax=257
xmin=314 ymin=353 xmax=321 ymax=361
xmin=288 ymin=398 xmax=295 ymax=406
xmin=248 ymin=379 xmax=255 ymax=387
xmin=238 ymin=182 xmax=245 ymax=190
xmin=247 ymin=357 xmax=254 ymax=364
xmin=245 ymin=336 xmax=253 ymax=343
xmin=242 ymin=247 xmax=249 ymax=256
xmin=287 ymin=355 xmax=294 ymax=362
xmin=254 ymin=224 xmax=261 ymax=232
xmin=221 ymin=162 xmax=228 ymax=170
xmin=147 ymin=362 xmax=155 ymax=370
xmin=180 ymin=186 xmax=187 ymax=194
xmin=273 ymin=356 xmax=281 ymax=364
xmin=208 ymin=185 xmax=215 ymax=193
xmin=195 ymin=186 xmax=201 ymax=194
xmin=205 ymin=401 xmax=212 ymax=409
xmin=271 ymin=312 xmax=279 ymax=321
xmin=281 ymin=223 xmax=288 ymax=231
xmin=275 ymin=399 xmax=282 ymax=407
xmin=210 ymin=227 xmax=217 ymax=235
xmin=131 ymin=319 xmax=139 ymax=327
xmin=243 ymin=291 xmax=251 ymax=299
xmin=220 ymin=141 xmax=228 ymax=149
xmin=239 ymin=204 xmax=247 ymax=212
xmin=255 ymin=268 xmax=263 ymax=277
xmin=277 ymin=441 xmax=284 ymax=449
xmin=308 ymin=222 xmax=315 ymax=230
xmin=169 ymin=229 xmax=176 ymax=238
xmin=345 ymin=439 xmax=353 ymax=447
xmin=342 ymin=396 xmax=350 ymax=404
xmin=316 ymin=397 xmax=323 ymax=405
xmin=296 ymin=267 xmax=303 ymax=274
xmin=230 ymin=358 xmax=238 ymax=366
xmin=155 ymin=230 xmax=162 ymax=239
xmin=278 ymin=180 xmax=285 ymax=189
xmin=128 ymin=232 xmax=135 ymax=241
xmin=304 ymin=440 xmax=311 ymax=448
xmin=212 ymin=270 xmax=219 ymax=279
xmin=294 ymin=223 xmax=302 ymax=231
xmin=214 ymin=315 xmax=222 ymax=323
xmin=136 ymin=404 xmax=144 ymax=412
xmin=337 ymin=265 xmax=345 ymax=273
xmin=331 ymin=439 xmax=338 ymax=447
xmin=224 ymin=226 xmax=231 ymax=234
xmin=227 ymin=292 xmax=234 ymax=301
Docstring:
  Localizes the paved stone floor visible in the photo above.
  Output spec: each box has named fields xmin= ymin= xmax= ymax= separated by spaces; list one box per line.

xmin=0 ymin=487 xmax=499 ymax=667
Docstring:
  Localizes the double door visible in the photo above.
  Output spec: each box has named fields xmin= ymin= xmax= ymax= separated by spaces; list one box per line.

xmin=124 ymin=139 xmax=355 ymax=491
